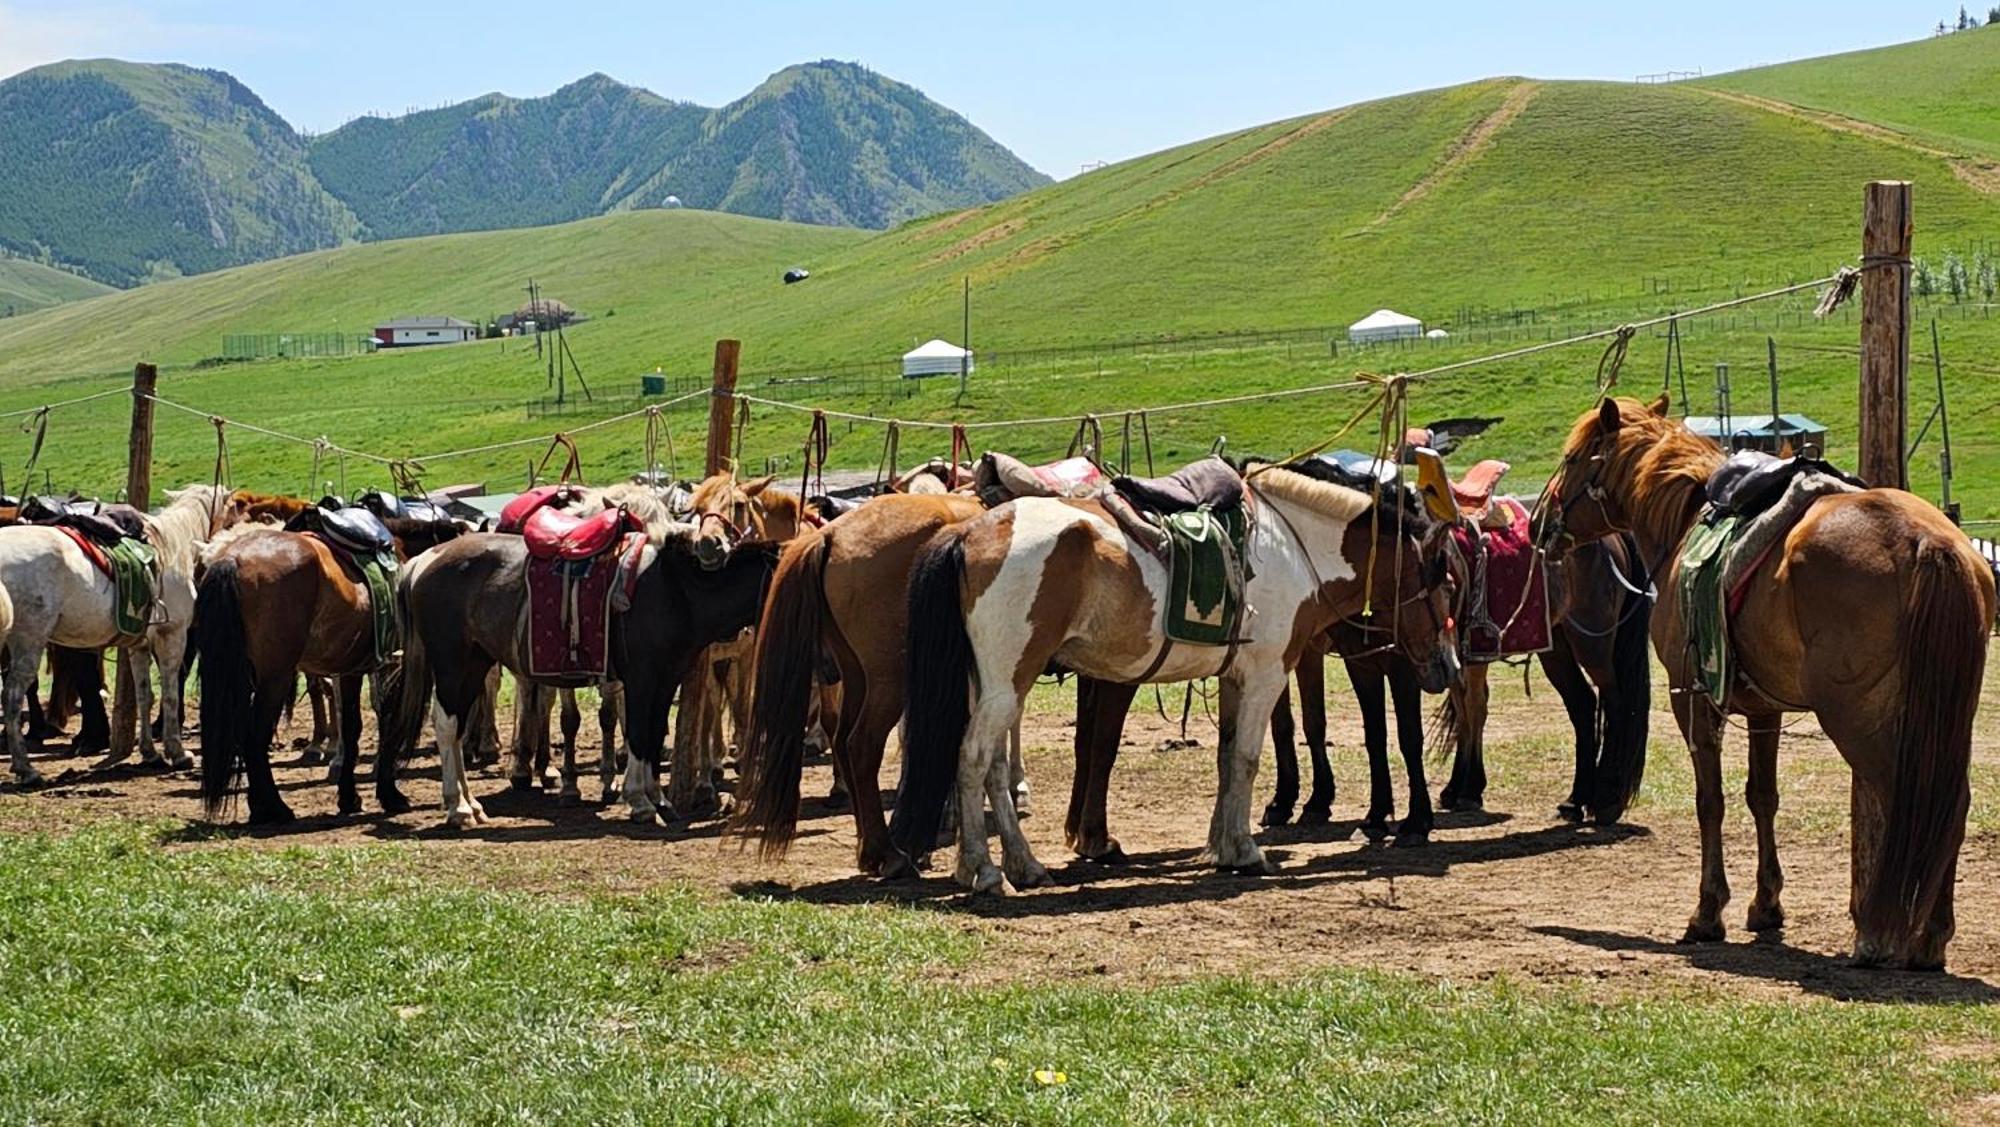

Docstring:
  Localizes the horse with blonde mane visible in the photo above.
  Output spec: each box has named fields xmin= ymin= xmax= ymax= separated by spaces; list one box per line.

xmin=0 ymin=483 xmax=232 ymax=782
xmin=1547 ymin=393 xmax=1994 ymax=969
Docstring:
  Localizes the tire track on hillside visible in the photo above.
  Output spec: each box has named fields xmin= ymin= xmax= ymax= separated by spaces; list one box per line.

xmin=1697 ymin=87 xmax=2000 ymax=194
xmin=1352 ymin=80 xmax=1540 ymax=236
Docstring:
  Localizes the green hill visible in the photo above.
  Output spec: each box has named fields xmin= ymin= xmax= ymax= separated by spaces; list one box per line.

xmin=0 ymin=257 xmax=114 ymax=316
xmin=0 ymin=36 xmax=1996 ymax=515
xmin=1701 ymin=29 xmax=2000 ymax=163
xmin=0 ymin=60 xmax=358 ymax=286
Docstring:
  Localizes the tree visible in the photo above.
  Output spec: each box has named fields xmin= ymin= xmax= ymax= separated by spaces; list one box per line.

xmin=1914 ymin=258 xmax=1937 ymax=298
xmin=1958 ymin=4 xmax=1972 ymax=29
xmin=1944 ymin=251 xmax=1969 ymax=301
xmin=1990 ymin=4 xmax=1999 ymax=24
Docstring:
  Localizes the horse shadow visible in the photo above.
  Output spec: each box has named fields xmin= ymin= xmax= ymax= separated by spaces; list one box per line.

xmin=739 ymin=819 xmax=1643 ymax=920
xmin=1531 ymin=924 xmax=2000 ymax=1004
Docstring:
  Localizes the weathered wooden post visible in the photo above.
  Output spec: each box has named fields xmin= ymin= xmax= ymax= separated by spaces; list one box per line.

xmin=705 ymin=339 xmax=740 ymax=476
xmin=110 ymin=362 xmax=159 ymax=760
xmin=1858 ymin=180 xmax=1911 ymax=490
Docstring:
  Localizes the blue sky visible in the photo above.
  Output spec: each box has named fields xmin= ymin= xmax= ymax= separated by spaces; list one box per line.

xmin=0 ymin=0 xmax=1955 ymax=175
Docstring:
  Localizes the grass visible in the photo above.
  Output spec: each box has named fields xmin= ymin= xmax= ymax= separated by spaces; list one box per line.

xmin=0 ymin=257 xmax=113 ymax=317
xmin=0 ymin=822 xmax=1994 ymax=1123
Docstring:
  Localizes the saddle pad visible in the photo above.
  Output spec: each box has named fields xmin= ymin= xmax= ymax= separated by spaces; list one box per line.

xmin=311 ymin=536 xmax=401 ymax=666
xmin=1160 ymin=506 xmax=1246 ymax=646
xmin=106 ymin=537 xmax=158 ymax=640
xmin=1676 ymin=513 xmax=1744 ymax=707
xmin=1449 ymin=498 xmax=1550 ymax=661
xmin=524 ymin=537 xmax=640 ymax=679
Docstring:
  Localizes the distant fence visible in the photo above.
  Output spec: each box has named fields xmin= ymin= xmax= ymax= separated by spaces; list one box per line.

xmin=221 ymin=333 xmax=376 ymax=361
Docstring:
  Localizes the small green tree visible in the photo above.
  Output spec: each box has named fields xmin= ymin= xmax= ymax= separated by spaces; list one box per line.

xmin=1990 ymin=4 xmax=2000 ymax=24
xmin=1978 ymin=252 xmax=1998 ymax=302
xmin=1914 ymin=257 xmax=1937 ymax=298
xmin=1945 ymin=251 xmax=1970 ymax=301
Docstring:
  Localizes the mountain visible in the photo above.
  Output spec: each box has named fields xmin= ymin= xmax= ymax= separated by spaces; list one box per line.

xmin=0 ymin=58 xmax=1048 ymax=286
xmin=0 ymin=60 xmax=359 ymax=286
xmin=0 ymin=257 xmax=115 ymax=317
xmin=306 ymin=62 xmax=1051 ymax=239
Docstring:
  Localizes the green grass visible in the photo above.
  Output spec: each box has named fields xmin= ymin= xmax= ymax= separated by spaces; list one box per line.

xmin=0 ymin=823 xmax=1994 ymax=1123
xmin=0 ymin=257 xmax=112 ymax=317
xmin=1702 ymin=30 xmax=2000 ymax=161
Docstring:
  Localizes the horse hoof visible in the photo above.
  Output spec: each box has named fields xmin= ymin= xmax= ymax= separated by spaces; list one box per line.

xmin=249 ymin=803 xmax=295 ymax=827
xmin=378 ymin=791 xmax=412 ymax=816
xmin=1260 ymin=805 xmax=1294 ymax=828
xmin=1297 ymin=806 xmax=1332 ymax=827
xmin=960 ymin=863 xmax=1006 ymax=894
xmin=337 ymin=795 xmax=362 ymax=817
xmin=1746 ymin=903 xmax=1785 ymax=933
xmin=13 ymin=767 xmax=46 ymax=789
xmin=1589 ymin=805 xmax=1627 ymax=827
xmin=1218 ymin=859 xmax=1277 ymax=877
xmin=1679 ymin=920 xmax=1725 ymax=945
xmin=509 ymin=776 xmax=534 ymax=793
xmin=876 ymin=851 xmax=920 ymax=881
xmin=558 ymin=791 xmax=581 ymax=807
xmin=1392 ymin=827 xmax=1431 ymax=848
xmin=1359 ymin=819 xmax=1391 ymax=841
xmin=1081 ymin=842 xmax=1128 ymax=865
xmin=628 ymin=810 xmax=669 ymax=829
xmin=1556 ymin=802 xmax=1585 ymax=823
xmin=1009 ymin=863 xmax=1054 ymax=890
xmin=89 ymin=752 xmax=130 ymax=773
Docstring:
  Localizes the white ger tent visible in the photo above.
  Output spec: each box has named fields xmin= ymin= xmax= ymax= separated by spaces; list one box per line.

xmin=902 ymin=338 xmax=974 ymax=379
xmin=1347 ymin=309 xmax=1424 ymax=345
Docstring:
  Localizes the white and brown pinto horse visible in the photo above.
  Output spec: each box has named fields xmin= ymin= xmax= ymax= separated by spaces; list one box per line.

xmin=0 ymin=484 xmax=235 ymax=782
xmin=889 ymin=460 xmax=1459 ymax=893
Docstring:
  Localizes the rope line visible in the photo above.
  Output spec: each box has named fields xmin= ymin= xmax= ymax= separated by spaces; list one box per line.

xmin=147 ymin=394 xmax=399 ymax=465
xmin=0 ymin=386 xmax=128 ymax=421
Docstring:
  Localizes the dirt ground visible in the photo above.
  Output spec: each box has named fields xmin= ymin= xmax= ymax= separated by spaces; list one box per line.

xmin=6 ymin=663 xmax=2000 ymax=1005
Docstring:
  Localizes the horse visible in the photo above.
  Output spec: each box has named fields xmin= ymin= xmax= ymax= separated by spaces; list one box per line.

xmin=1547 ymin=393 xmax=1993 ymax=969
xmin=734 ymin=492 xmax=986 ymax=876
xmin=1434 ymin=532 xmax=1654 ymax=823
xmin=377 ymin=512 xmax=779 ymax=828
xmin=889 ymin=458 xmax=1460 ymax=892
xmin=194 ymin=506 xmax=464 ymax=823
xmin=0 ymin=484 xmax=230 ymax=782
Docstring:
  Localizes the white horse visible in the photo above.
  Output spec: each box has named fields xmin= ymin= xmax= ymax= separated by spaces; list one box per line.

xmin=887 ymin=461 xmax=1462 ymax=893
xmin=0 ymin=484 xmax=235 ymax=781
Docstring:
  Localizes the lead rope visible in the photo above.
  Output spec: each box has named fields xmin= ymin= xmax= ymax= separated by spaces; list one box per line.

xmin=874 ymin=421 xmax=901 ymax=493
xmin=799 ymin=409 xmax=830 ymax=499
xmin=19 ymin=406 xmax=50 ymax=483
xmin=207 ymin=415 xmax=232 ymax=530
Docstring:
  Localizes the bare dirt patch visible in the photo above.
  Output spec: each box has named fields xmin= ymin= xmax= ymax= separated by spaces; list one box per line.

xmin=1357 ymin=81 xmax=1541 ymax=234
xmin=1699 ymin=87 xmax=2000 ymax=195
xmin=5 ymin=664 xmax=1999 ymax=1005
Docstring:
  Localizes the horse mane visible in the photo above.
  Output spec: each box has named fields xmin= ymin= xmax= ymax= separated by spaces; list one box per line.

xmin=1565 ymin=396 xmax=1721 ymax=548
xmin=578 ymin=481 xmax=693 ymax=549
xmin=152 ymin=484 xmax=234 ymax=572
xmin=1240 ymin=457 xmax=1434 ymax=536
xmin=230 ymin=489 xmax=309 ymax=522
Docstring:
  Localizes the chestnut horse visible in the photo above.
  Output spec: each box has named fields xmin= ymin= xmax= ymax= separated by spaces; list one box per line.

xmin=1548 ymin=394 xmax=1993 ymax=969
xmin=891 ymin=459 xmax=1459 ymax=893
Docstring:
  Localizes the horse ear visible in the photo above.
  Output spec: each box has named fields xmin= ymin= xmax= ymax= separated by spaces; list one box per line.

xmin=1648 ymin=392 xmax=1671 ymax=417
xmin=1597 ymin=397 xmax=1622 ymax=434
xmin=740 ymin=474 xmax=777 ymax=497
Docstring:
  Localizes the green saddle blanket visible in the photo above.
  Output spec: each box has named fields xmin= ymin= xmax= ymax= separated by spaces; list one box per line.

xmin=352 ymin=549 xmax=400 ymax=666
xmin=1676 ymin=512 xmax=1746 ymax=707
xmin=1156 ymin=506 xmax=1247 ymax=646
xmin=107 ymin=539 xmax=157 ymax=638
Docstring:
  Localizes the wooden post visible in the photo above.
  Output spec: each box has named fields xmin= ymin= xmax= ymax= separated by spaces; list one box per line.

xmin=1858 ymin=181 xmax=1911 ymax=489
xmin=110 ymin=362 xmax=158 ymax=761
xmin=705 ymin=339 xmax=740 ymax=476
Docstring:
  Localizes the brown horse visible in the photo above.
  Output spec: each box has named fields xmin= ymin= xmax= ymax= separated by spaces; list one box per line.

xmin=734 ymin=492 xmax=985 ymax=876
xmin=1548 ymin=393 xmax=1993 ymax=969
xmin=196 ymin=511 xmax=463 ymax=823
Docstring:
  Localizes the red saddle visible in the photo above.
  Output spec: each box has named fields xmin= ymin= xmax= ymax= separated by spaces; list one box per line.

xmin=498 ymin=484 xmax=585 ymax=534
xmin=523 ymin=506 xmax=641 ymax=560
xmin=1450 ymin=459 xmax=1511 ymax=520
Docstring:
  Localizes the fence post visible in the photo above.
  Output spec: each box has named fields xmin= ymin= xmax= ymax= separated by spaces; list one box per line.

xmin=705 ymin=339 xmax=741 ymax=476
xmin=1858 ymin=181 xmax=1911 ymax=489
xmin=110 ymin=361 xmax=158 ymax=762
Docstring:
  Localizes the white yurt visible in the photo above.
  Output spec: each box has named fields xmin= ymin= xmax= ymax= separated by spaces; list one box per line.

xmin=901 ymin=338 xmax=974 ymax=379
xmin=1347 ymin=309 xmax=1424 ymax=345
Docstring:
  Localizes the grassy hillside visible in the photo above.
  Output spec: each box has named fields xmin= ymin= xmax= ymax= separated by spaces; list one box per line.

xmin=1 ymin=38 xmax=1996 ymax=515
xmin=0 ymin=258 xmax=113 ymax=316
xmin=1702 ymin=30 xmax=2000 ymax=162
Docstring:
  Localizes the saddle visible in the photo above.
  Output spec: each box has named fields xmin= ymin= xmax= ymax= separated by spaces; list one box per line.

xmin=972 ymin=452 xmax=1104 ymax=507
xmin=1109 ymin=456 xmax=1243 ymax=516
xmin=522 ymin=505 xmax=641 ymax=561
xmin=20 ymin=495 xmax=141 ymax=547
xmin=498 ymin=484 xmax=587 ymax=534
xmin=356 ymin=490 xmax=408 ymax=521
xmin=1411 ymin=447 xmax=1511 ymax=528
xmin=287 ymin=504 xmax=396 ymax=555
xmin=1704 ymin=450 xmax=1865 ymax=520
xmin=1315 ymin=449 xmax=1399 ymax=484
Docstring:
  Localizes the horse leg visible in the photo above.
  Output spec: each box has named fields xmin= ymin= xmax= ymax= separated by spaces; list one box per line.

xmin=985 ymin=714 xmax=1050 ymax=891
xmin=557 ymin=688 xmax=581 ymax=802
xmin=152 ymin=625 xmax=192 ymax=770
xmin=1673 ymin=692 xmax=1730 ymax=943
xmin=509 ymin=680 xmax=544 ymax=791
xmin=4 ymin=640 xmax=46 ymax=785
xmin=334 ymin=673 xmax=365 ymax=816
xmin=847 ymin=685 xmax=908 ymax=878
xmin=1076 ymin=677 xmax=1137 ymax=863
xmin=1354 ymin=663 xmax=1394 ymax=839
xmin=1743 ymin=715 xmax=1784 ymax=932
xmin=596 ymin=682 xmax=623 ymax=805
xmin=1300 ymin=654 xmax=1334 ymax=824
xmin=244 ymin=671 xmax=296 ymax=824
xmin=1007 ymin=720 xmax=1028 ymax=817
xmin=1208 ymin=670 xmax=1284 ymax=874
xmin=127 ymin=645 xmax=161 ymax=766
xmin=306 ymin=676 xmax=333 ymax=763
xmin=71 ymin=649 xmax=109 ymax=757
xmin=1262 ymin=680 xmax=1301 ymax=827
xmin=1439 ymin=662 xmax=1489 ymax=811
xmin=1389 ymin=659 xmax=1433 ymax=845
xmin=1540 ymin=643 xmax=1598 ymax=822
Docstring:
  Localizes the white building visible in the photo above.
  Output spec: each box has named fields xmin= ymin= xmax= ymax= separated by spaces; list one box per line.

xmin=374 ymin=316 xmax=478 ymax=348
xmin=1347 ymin=309 xmax=1424 ymax=345
xmin=901 ymin=338 xmax=973 ymax=379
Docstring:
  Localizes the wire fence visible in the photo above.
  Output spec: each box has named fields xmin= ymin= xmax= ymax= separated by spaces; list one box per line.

xmin=220 ymin=333 xmax=377 ymax=361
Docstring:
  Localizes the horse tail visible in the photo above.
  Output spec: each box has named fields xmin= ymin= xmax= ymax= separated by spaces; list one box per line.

xmin=887 ymin=531 xmax=972 ymax=864
xmin=1863 ymin=536 xmax=1987 ymax=949
xmin=1592 ymin=535 xmax=1654 ymax=821
xmin=731 ymin=526 xmax=831 ymax=858
xmin=374 ymin=571 xmax=433 ymax=780
xmin=194 ymin=558 xmax=254 ymax=819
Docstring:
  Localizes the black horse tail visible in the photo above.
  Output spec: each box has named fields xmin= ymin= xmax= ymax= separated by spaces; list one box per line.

xmin=195 ymin=558 xmax=254 ymax=819
xmin=886 ymin=532 xmax=973 ymax=864
xmin=1861 ymin=536 xmax=1986 ymax=961
xmin=1591 ymin=534 xmax=1654 ymax=823
xmin=731 ymin=526 xmax=831 ymax=859
xmin=373 ymin=571 xmax=434 ymax=789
